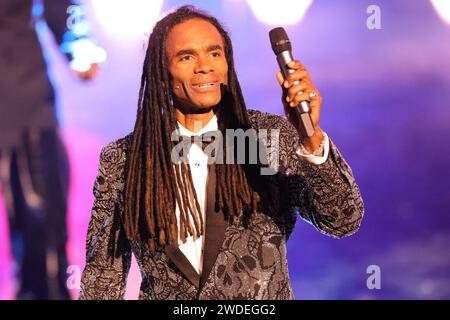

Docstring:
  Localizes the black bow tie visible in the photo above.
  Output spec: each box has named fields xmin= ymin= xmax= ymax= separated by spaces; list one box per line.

xmin=177 ymin=130 xmax=221 ymax=150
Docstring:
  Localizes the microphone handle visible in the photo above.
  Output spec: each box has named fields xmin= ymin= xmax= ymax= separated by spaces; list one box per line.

xmin=276 ymin=51 xmax=315 ymax=138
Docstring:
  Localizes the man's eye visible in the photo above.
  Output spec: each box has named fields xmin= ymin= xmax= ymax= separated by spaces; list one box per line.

xmin=180 ymin=55 xmax=193 ymax=61
xmin=210 ymin=52 xmax=221 ymax=58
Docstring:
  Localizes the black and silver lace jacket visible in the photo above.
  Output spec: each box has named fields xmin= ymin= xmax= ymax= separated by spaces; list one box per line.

xmin=78 ymin=109 xmax=364 ymax=300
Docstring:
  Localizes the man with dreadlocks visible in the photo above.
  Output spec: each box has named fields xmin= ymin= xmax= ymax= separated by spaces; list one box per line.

xmin=79 ymin=6 xmax=364 ymax=300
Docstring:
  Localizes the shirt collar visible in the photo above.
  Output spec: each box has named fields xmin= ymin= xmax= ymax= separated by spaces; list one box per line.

xmin=177 ymin=114 xmax=218 ymax=137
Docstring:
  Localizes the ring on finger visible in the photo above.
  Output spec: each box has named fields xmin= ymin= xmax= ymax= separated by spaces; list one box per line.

xmin=309 ymin=91 xmax=318 ymax=100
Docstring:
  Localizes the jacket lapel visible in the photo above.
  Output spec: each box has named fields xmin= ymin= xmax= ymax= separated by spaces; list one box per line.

xmin=164 ymin=244 xmax=200 ymax=289
xmin=163 ymin=162 xmax=201 ymax=289
xmin=199 ymin=164 xmax=228 ymax=289
xmin=163 ymin=164 xmax=228 ymax=290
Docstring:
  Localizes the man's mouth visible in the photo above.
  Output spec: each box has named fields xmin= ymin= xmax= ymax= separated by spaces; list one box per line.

xmin=191 ymin=81 xmax=219 ymax=90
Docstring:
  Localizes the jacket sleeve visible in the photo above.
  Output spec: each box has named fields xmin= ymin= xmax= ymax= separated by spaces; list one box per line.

xmin=42 ymin=0 xmax=75 ymax=47
xmin=78 ymin=143 xmax=131 ymax=300
xmin=42 ymin=0 xmax=103 ymax=66
xmin=262 ymin=113 xmax=364 ymax=238
xmin=250 ymin=111 xmax=364 ymax=238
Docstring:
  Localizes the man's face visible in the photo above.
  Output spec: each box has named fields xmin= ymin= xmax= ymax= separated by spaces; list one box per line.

xmin=166 ymin=18 xmax=229 ymax=113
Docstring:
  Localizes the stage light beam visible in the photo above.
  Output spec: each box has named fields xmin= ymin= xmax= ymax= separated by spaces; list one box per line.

xmin=246 ymin=0 xmax=313 ymax=25
xmin=431 ymin=0 xmax=450 ymax=25
xmin=91 ymin=0 xmax=164 ymax=36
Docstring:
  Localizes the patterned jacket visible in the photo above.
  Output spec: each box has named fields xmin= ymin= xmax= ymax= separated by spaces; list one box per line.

xmin=79 ymin=109 xmax=364 ymax=300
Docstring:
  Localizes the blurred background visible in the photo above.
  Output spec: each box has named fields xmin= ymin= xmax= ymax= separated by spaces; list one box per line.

xmin=0 ymin=0 xmax=449 ymax=299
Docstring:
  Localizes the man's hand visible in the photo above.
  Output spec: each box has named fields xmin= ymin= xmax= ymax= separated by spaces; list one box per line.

xmin=276 ymin=60 xmax=324 ymax=153
xmin=75 ymin=63 xmax=99 ymax=81
xmin=74 ymin=63 xmax=99 ymax=81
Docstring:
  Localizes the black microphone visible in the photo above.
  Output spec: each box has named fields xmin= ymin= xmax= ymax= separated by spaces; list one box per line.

xmin=269 ymin=27 xmax=315 ymax=137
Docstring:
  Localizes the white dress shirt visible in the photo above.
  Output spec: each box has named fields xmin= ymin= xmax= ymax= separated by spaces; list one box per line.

xmin=175 ymin=115 xmax=330 ymax=275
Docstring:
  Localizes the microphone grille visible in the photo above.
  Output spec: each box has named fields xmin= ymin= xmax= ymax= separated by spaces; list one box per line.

xmin=269 ymin=27 xmax=292 ymax=54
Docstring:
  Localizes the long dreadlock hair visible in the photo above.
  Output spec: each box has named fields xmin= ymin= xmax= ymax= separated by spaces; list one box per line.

xmin=124 ymin=5 xmax=261 ymax=253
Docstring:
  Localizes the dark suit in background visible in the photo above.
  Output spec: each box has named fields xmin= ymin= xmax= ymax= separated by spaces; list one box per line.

xmin=0 ymin=0 xmax=89 ymax=299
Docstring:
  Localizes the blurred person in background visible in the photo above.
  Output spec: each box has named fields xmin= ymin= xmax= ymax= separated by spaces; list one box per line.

xmin=0 ymin=0 xmax=104 ymax=299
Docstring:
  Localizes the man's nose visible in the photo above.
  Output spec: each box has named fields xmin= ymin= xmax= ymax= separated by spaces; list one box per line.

xmin=194 ymin=56 xmax=213 ymax=74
